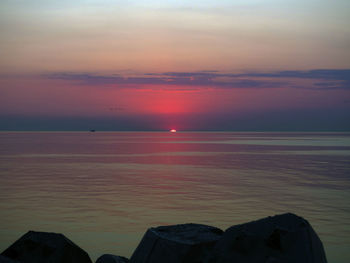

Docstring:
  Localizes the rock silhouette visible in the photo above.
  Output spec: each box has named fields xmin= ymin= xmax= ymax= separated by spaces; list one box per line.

xmin=129 ymin=223 xmax=223 ymax=263
xmin=1 ymin=231 xmax=92 ymax=263
xmin=95 ymin=254 xmax=129 ymax=263
xmin=205 ymin=213 xmax=327 ymax=263
xmin=0 ymin=255 xmax=19 ymax=263
xmin=0 ymin=214 xmax=328 ymax=263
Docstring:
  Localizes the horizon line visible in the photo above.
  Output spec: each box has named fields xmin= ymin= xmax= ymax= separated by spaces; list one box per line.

xmin=1 ymin=130 xmax=350 ymax=133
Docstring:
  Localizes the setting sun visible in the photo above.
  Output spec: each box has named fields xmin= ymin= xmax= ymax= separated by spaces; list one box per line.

xmin=170 ymin=129 xmax=177 ymax=133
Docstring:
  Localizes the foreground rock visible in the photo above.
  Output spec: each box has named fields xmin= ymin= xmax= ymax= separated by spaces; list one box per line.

xmin=0 ymin=255 xmax=19 ymax=263
xmin=205 ymin=213 xmax=327 ymax=263
xmin=1 ymin=231 xmax=92 ymax=263
xmin=0 ymin=213 xmax=327 ymax=263
xmin=96 ymin=254 xmax=129 ymax=263
xmin=130 ymin=223 xmax=223 ymax=263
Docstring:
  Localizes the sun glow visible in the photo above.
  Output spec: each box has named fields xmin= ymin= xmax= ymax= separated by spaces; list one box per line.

xmin=170 ymin=129 xmax=177 ymax=133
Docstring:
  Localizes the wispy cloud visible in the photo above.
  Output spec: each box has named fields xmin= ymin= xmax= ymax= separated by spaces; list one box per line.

xmin=45 ymin=69 xmax=350 ymax=90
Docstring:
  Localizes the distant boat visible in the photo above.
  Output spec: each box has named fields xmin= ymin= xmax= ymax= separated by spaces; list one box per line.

xmin=90 ymin=129 xmax=96 ymax=132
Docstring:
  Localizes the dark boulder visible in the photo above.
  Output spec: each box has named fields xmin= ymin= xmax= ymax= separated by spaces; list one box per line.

xmin=205 ymin=213 xmax=327 ymax=263
xmin=95 ymin=254 xmax=129 ymax=263
xmin=130 ymin=223 xmax=223 ymax=263
xmin=1 ymin=231 xmax=92 ymax=263
xmin=0 ymin=255 xmax=19 ymax=263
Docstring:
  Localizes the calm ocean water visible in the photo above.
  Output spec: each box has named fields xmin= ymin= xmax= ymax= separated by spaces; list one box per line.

xmin=0 ymin=132 xmax=349 ymax=262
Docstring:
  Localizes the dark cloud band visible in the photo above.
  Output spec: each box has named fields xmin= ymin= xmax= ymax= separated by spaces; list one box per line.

xmin=45 ymin=69 xmax=350 ymax=90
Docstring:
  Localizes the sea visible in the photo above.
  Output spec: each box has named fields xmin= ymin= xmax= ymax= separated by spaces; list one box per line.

xmin=0 ymin=132 xmax=349 ymax=262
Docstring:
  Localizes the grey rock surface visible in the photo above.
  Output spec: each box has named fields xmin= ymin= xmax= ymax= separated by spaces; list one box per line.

xmin=1 ymin=231 xmax=92 ymax=263
xmin=205 ymin=213 xmax=327 ymax=263
xmin=0 ymin=255 xmax=19 ymax=263
xmin=95 ymin=254 xmax=129 ymax=263
xmin=130 ymin=223 xmax=223 ymax=263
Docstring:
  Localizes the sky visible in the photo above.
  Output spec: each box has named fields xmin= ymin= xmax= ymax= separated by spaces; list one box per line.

xmin=1 ymin=0 xmax=349 ymax=131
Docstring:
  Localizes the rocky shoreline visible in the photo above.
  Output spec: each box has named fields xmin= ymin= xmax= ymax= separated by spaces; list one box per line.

xmin=0 ymin=213 xmax=327 ymax=263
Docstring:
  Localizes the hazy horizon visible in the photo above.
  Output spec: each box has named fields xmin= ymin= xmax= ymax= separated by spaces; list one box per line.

xmin=1 ymin=109 xmax=350 ymax=131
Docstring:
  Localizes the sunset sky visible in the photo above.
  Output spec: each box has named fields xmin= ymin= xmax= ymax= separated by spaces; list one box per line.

xmin=1 ymin=0 xmax=349 ymax=131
